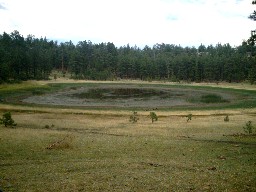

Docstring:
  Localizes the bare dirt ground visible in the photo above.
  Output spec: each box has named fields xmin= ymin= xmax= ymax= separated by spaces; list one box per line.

xmin=22 ymin=82 xmax=238 ymax=108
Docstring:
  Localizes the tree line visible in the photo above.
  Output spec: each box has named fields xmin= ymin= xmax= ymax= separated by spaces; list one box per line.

xmin=0 ymin=30 xmax=256 ymax=84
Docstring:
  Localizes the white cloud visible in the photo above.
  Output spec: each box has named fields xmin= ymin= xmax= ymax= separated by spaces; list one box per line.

xmin=0 ymin=0 xmax=254 ymax=47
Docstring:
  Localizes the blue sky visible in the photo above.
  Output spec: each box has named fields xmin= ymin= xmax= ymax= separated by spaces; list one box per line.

xmin=0 ymin=0 xmax=254 ymax=47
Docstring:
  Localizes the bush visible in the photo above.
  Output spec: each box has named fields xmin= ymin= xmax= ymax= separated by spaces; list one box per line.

xmin=129 ymin=111 xmax=139 ymax=123
xmin=224 ymin=115 xmax=229 ymax=122
xmin=44 ymin=124 xmax=55 ymax=129
xmin=0 ymin=112 xmax=17 ymax=127
xmin=243 ymin=121 xmax=254 ymax=134
xmin=150 ymin=112 xmax=158 ymax=123
xmin=186 ymin=114 xmax=192 ymax=122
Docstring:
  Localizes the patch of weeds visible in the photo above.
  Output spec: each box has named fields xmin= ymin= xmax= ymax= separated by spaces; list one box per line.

xmin=129 ymin=111 xmax=139 ymax=123
xmin=149 ymin=112 xmax=158 ymax=123
xmin=186 ymin=114 xmax=192 ymax=122
xmin=70 ymin=87 xmax=78 ymax=90
xmin=32 ymin=90 xmax=44 ymax=95
xmin=200 ymin=94 xmax=229 ymax=103
xmin=243 ymin=121 xmax=255 ymax=134
xmin=44 ymin=124 xmax=55 ymax=129
xmin=0 ymin=112 xmax=17 ymax=127
xmin=46 ymin=135 xmax=74 ymax=150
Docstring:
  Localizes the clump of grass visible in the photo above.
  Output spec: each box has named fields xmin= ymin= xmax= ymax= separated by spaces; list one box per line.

xmin=32 ymin=90 xmax=44 ymax=95
xmin=224 ymin=115 xmax=229 ymax=122
xmin=200 ymin=94 xmax=228 ymax=103
xmin=44 ymin=124 xmax=54 ymax=129
xmin=129 ymin=111 xmax=139 ymax=123
xmin=186 ymin=114 xmax=192 ymax=122
xmin=46 ymin=135 xmax=74 ymax=150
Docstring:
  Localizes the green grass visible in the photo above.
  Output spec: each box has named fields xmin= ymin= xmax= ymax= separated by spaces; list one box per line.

xmin=200 ymin=94 xmax=229 ymax=103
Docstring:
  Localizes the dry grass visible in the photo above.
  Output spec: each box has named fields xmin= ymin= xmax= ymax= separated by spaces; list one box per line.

xmin=33 ymin=76 xmax=256 ymax=90
xmin=0 ymin=80 xmax=255 ymax=191
xmin=0 ymin=109 xmax=255 ymax=191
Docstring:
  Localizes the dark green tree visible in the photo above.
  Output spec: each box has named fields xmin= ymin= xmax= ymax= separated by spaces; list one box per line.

xmin=248 ymin=1 xmax=256 ymax=45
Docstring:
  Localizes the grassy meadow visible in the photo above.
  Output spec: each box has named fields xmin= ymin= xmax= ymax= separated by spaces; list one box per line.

xmin=0 ymin=80 xmax=256 ymax=191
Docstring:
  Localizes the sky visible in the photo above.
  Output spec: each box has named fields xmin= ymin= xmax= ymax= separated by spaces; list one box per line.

xmin=0 ymin=0 xmax=255 ymax=48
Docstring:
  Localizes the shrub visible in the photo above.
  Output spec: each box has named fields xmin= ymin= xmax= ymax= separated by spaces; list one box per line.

xmin=129 ymin=111 xmax=139 ymax=123
xmin=44 ymin=124 xmax=55 ymax=129
xmin=243 ymin=121 xmax=254 ymax=134
xmin=150 ymin=112 xmax=158 ymax=123
xmin=0 ymin=112 xmax=17 ymax=127
xmin=187 ymin=114 xmax=192 ymax=122
xmin=224 ymin=115 xmax=229 ymax=122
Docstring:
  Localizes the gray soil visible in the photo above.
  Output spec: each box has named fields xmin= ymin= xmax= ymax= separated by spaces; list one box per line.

xmin=22 ymin=84 xmax=237 ymax=108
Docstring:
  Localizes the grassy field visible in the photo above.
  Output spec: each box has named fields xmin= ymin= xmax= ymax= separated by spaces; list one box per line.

xmin=0 ymin=80 xmax=256 ymax=191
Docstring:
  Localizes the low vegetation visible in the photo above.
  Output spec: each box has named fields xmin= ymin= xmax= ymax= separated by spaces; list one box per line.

xmin=200 ymin=94 xmax=228 ymax=103
xmin=243 ymin=121 xmax=255 ymax=134
xmin=0 ymin=81 xmax=255 ymax=191
xmin=224 ymin=115 xmax=229 ymax=122
xmin=46 ymin=135 xmax=74 ymax=150
xmin=186 ymin=113 xmax=193 ymax=122
xmin=129 ymin=111 xmax=139 ymax=123
xmin=0 ymin=109 xmax=255 ymax=191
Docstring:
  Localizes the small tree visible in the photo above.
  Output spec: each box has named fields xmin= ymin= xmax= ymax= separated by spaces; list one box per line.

xmin=150 ymin=112 xmax=158 ymax=123
xmin=0 ymin=112 xmax=17 ymax=127
xmin=129 ymin=111 xmax=139 ymax=123
xmin=224 ymin=115 xmax=229 ymax=122
xmin=187 ymin=114 xmax=192 ymax=122
xmin=243 ymin=121 xmax=254 ymax=134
